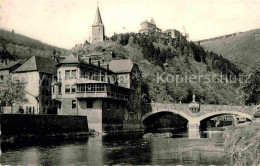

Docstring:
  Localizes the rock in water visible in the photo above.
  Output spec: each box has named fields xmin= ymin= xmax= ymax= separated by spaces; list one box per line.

xmin=143 ymin=133 xmax=154 ymax=139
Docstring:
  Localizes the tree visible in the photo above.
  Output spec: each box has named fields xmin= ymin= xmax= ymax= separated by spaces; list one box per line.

xmin=0 ymin=76 xmax=28 ymax=113
xmin=242 ymin=62 xmax=260 ymax=105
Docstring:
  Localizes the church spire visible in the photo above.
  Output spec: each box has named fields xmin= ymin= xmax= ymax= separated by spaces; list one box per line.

xmin=93 ymin=5 xmax=103 ymax=25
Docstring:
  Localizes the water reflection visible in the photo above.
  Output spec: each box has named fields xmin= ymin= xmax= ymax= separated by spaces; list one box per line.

xmin=0 ymin=132 xmax=231 ymax=165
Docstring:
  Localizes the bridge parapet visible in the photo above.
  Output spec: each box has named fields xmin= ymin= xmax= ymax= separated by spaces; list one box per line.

xmin=197 ymin=105 xmax=254 ymax=116
xmin=148 ymin=103 xmax=254 ymax=119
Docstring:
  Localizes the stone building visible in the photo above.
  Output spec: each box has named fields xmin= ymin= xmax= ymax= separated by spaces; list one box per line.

xmin=139 ymin=18 xmax=182 ymax=43
xmin=92 ymin=5 xmax=105 ymax=44
xmin=139 ymin=18 xmax=161 ymax=34
xmin=12 ymin=56 xmax=57 ymax=114
xmin=163 ymin=29 xmax=182 ymax=39
xmin=109 ymin=59 xmax=142 ymax=130
xmin=51 ymin=54 xmax=142 ymax=133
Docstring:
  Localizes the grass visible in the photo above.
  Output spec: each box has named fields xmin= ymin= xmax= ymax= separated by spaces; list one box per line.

xmin=224 ymin=122 xmax=260 ymax=165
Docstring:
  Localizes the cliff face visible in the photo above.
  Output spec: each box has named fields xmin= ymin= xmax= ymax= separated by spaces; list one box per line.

xmin=199 ymin=29 xmax=260 ymax=71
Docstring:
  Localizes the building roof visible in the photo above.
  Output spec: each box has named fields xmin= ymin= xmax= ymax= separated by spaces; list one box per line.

xmin=58 ymin=54 xmax=114 ymax=73
xmin=59 ymin=53 xmax=84 ymax=64
xmin=93 ymin=6 xmax=103 ymax=25
xmin=14 ymin=56 xmax=57 ymax=74
xmin=150 ymin=17 xmax=156 ymax=25
xmin=109 ymin=59 xmax=134 ymax=73
xmin=0 ymin=60 xmax=22 ymax=71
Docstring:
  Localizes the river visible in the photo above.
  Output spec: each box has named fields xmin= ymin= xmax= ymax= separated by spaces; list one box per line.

xmin=0 ymin=131 xmax=232 ymax=165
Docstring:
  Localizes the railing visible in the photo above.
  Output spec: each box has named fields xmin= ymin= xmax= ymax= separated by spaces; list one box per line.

xmin=76 ymin=91 xmax=128 ymax=100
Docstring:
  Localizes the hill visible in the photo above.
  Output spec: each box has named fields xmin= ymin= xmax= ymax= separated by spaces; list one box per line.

xmin=0 ymin=29 xmax=247 ymax=105
xmin=199 ymin=29 xmax=260 ymax=71
xmin=72 ymin=33 xmax=245 ymax=105
xmin=0 ymin=29 xmax=68 ymax=60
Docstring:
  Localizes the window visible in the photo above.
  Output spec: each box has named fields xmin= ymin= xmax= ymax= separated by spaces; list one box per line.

xmin=0 ymin=75 xmax=4 ymax=81
xmin=71 ymin=70 xmax=77 ymax=79
xmin=101 ymin=71 xmax=105 ymax=82
xmin=65 ymin=85 xmax=71 ymax=93
xmin=58 ymin=71 xmax=61 ymax=80
xmin=96 ymin=84 xmax=105 ymax=92
xmin=71 ymin=85 xmax=76 ymax=93
xmin=90 ymin=84 xmax=95 ymax=92
xmin=52 ymin=86 xmax=55 ymax=93
xmin=58 ymin=102 xmax=61 ymax=109
xmin=87 ymin=100 xmax=93 ymax=108
xmin=58 ymin=85 xmax=61 ymax=94
xmin=72 ymin=100 xmax=76 ymax=109
xmin=86 ymin=84 xmax=91 ymax=92
xmin=80 ymin=84 xmax=86 ymax=92
xmin=65 ymin=70 xmax=70 ymax=79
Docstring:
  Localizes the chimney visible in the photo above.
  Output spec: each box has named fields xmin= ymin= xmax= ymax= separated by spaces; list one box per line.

xmin=89 ymin=57 xmax=92 ymax=64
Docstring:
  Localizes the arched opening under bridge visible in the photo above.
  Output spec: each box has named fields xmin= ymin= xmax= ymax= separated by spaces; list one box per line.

xmin=142 ymin=111 xmax=189 ymax=133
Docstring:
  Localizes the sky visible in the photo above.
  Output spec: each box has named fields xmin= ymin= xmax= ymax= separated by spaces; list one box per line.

xmin=0 ymin=0 xmax=260 ymax=49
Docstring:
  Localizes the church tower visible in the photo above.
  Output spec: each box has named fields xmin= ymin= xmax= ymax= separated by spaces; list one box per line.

xmin=92 ymin=5 xmax=105 ymax=44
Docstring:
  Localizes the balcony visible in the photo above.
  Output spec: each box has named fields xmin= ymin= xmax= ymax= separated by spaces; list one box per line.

xmin=76 ymin=92 xmax=108 ymax=98
xmin=75 ymin=83 xmax=129 ymax=101
xmin=76 ymin=91 xmax=128 ymax=101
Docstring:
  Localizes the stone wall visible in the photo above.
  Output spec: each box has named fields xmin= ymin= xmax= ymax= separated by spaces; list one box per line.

xmin=1 ymin=114 xmax=89 ymax=143
xmin=58 ymin=98 xmax=77 ymax=115
xmin=78 ymin=99 xmax=103 ymax=133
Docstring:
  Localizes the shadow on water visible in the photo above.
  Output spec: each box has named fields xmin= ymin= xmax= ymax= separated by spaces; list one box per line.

xmin=0 ymin=130 xmax=231 ymax=165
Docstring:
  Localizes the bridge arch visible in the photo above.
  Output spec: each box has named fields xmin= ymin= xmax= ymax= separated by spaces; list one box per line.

xmin=142 ymin=110 xmax=193 ymax=123
xmin=197 ymin=110 xmax=253 ymax=122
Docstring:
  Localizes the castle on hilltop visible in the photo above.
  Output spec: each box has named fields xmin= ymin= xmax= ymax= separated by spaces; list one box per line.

xmin=90 ymin=5 xmax=184 ymax=45
xmin=139 ymin=18 xmax=183 ymax=43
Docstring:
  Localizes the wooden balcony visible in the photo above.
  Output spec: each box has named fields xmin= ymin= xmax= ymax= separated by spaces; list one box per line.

xmin=76 ymin=91 xmax=128 ymax=101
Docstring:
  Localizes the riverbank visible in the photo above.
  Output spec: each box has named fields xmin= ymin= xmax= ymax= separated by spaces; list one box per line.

xmin=224 ymin=120 xmax=260 ymax=165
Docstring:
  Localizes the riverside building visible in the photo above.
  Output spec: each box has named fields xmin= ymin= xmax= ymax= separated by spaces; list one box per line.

xmin=51 ymin=54 xmax=142 ymax=133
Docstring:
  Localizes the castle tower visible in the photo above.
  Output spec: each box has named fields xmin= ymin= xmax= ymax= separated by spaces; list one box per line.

xmin=92 ymin=5 xmax=105 ymax=44
xmin=150 ymin=17 xmax=156 ymax=25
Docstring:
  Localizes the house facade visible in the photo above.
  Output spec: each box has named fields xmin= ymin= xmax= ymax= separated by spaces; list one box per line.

xmin=52 ymin=54 xmax=142 ymax=133
xmin=12 ymin=56 xmax=57 ymax=114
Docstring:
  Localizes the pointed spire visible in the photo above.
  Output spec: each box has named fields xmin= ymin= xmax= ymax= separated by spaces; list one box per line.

xmin=93 ymin=5 xmax=103 ymax=25
xmin=150 ymin=17 xmax=156 ymax=25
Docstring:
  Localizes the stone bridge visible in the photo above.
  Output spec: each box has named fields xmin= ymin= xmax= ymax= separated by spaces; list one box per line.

xmin=142 ymin=103 xmax=256 ymax=138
